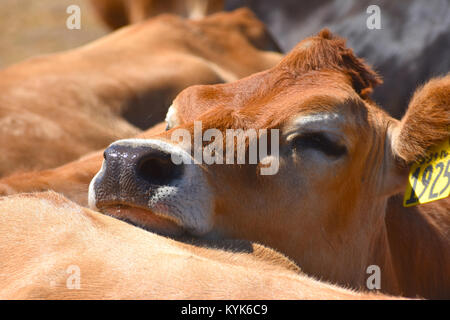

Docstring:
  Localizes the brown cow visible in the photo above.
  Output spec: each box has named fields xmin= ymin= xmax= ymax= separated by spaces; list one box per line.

xmin=0 ymin=191 xmax=400 ymax=299
xmin=90 ymin=0 xmax=225 ymax=29
xmin=0 ymin=8 xmax=281 ymax=177
xmin=89 ymin=30 xmax=450 ymax=298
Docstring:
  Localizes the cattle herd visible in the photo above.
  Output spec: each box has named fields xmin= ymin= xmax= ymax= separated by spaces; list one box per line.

xmin=0 ymin=0 xmax=449 ymax=300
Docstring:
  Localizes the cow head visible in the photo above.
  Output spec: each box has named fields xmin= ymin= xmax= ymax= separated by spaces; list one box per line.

xmin=89 ymin=30 xmax=450 ymax=288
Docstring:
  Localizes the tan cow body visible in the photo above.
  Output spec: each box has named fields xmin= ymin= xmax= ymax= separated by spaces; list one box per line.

xmin=0 ymin=9 xmax=281 ymax=177
xmin=0 ymin=191 xmax=398 ymax=299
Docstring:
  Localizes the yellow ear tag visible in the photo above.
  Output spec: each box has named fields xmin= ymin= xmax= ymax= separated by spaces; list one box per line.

xmin=404 ymin=137 xmax=450 ymax=207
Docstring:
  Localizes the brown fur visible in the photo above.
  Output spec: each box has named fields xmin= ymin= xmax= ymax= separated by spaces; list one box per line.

xmin=385 ymin=195 xmax=450 ymax=299
xmin=280 ymin=29 xmax=382 ymax=98
xmin=393 ymin=75 xmax=450 ymax=163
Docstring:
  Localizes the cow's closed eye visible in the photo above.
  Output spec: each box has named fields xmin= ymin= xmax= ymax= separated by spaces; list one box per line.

xmin=291 ymin=132 xmax=347 ymax=157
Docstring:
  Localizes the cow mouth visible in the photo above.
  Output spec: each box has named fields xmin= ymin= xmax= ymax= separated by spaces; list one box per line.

xmin=97 ymin=203 xmax=186 ymax=237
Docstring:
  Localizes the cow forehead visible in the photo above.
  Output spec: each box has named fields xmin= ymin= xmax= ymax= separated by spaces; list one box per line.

xmin=242 ymin=85 xmax=366 ymax=129
xmin=271 ymin=95 xmax=371 ymax=141
xmin=174 ymin=69 xmax=361 ymax=124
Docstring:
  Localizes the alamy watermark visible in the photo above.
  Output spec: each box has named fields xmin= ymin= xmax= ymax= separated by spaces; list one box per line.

xmin=366 ymin=265 xmax=381 ymax=290
xmin=169 ymin=121 xmax=280 ymax=175
xmin=48 ymin=264 xmax=81 ymax=289
xmin=66 ymin=265 xmax=81 ymax=289
xmin=66 ymin=5 xmax=81 ymax=30
xmin=366 ymin=5 xmax=382 ymax=30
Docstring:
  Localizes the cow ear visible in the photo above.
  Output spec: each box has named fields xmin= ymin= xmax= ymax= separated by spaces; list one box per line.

xmin=319 ymin=29 xmax=383 ymax=99
xmin=391 ymin=75 xmax=450 ymax=164
xmin=381 ymin=75 xmax=450 ymax=196
xmin=338 ymin=45 xmax=382 ymax=99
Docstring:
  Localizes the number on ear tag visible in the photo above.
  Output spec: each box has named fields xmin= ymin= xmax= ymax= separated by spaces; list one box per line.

xmin=403 ymin=138 xmax=450 ymax=207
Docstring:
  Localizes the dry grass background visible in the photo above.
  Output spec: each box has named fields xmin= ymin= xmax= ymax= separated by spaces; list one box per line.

xmin=0 ymin=0 xmax=108 ymax=69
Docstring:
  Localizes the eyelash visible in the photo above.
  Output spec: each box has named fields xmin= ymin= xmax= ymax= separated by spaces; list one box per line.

xmin=292 ymin=133 xmax=347 ymax=157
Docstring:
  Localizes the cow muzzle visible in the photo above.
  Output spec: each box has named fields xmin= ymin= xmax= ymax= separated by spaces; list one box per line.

xmin=88 ymin=139 xmax=214 ymax=235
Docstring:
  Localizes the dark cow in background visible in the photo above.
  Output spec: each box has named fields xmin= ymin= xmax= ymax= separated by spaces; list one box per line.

xmin=226 ymin=0 xmax=450 ymax=118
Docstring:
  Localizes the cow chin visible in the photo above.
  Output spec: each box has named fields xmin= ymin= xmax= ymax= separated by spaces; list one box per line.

xmin=100 ymin=204 xmax=186 ymax=237
xmin=92 ymin=184 xmax=214 ymax=237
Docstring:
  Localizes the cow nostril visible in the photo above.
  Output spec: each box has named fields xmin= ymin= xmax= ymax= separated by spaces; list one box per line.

xmin=136 ymin=155 xmax=184 ymax=186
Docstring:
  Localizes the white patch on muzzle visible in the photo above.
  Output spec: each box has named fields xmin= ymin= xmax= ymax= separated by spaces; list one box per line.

xmin=88 ymin=159 xmax=105 ymax=211
xmin=165 ymin=104 xmax=179 ymax=130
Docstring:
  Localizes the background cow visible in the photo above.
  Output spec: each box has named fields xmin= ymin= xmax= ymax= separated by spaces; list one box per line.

xmin=90 ymin=0 xmax=225 ymax=29
xmin=0 ymin=9 xmax=281 ymax=177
